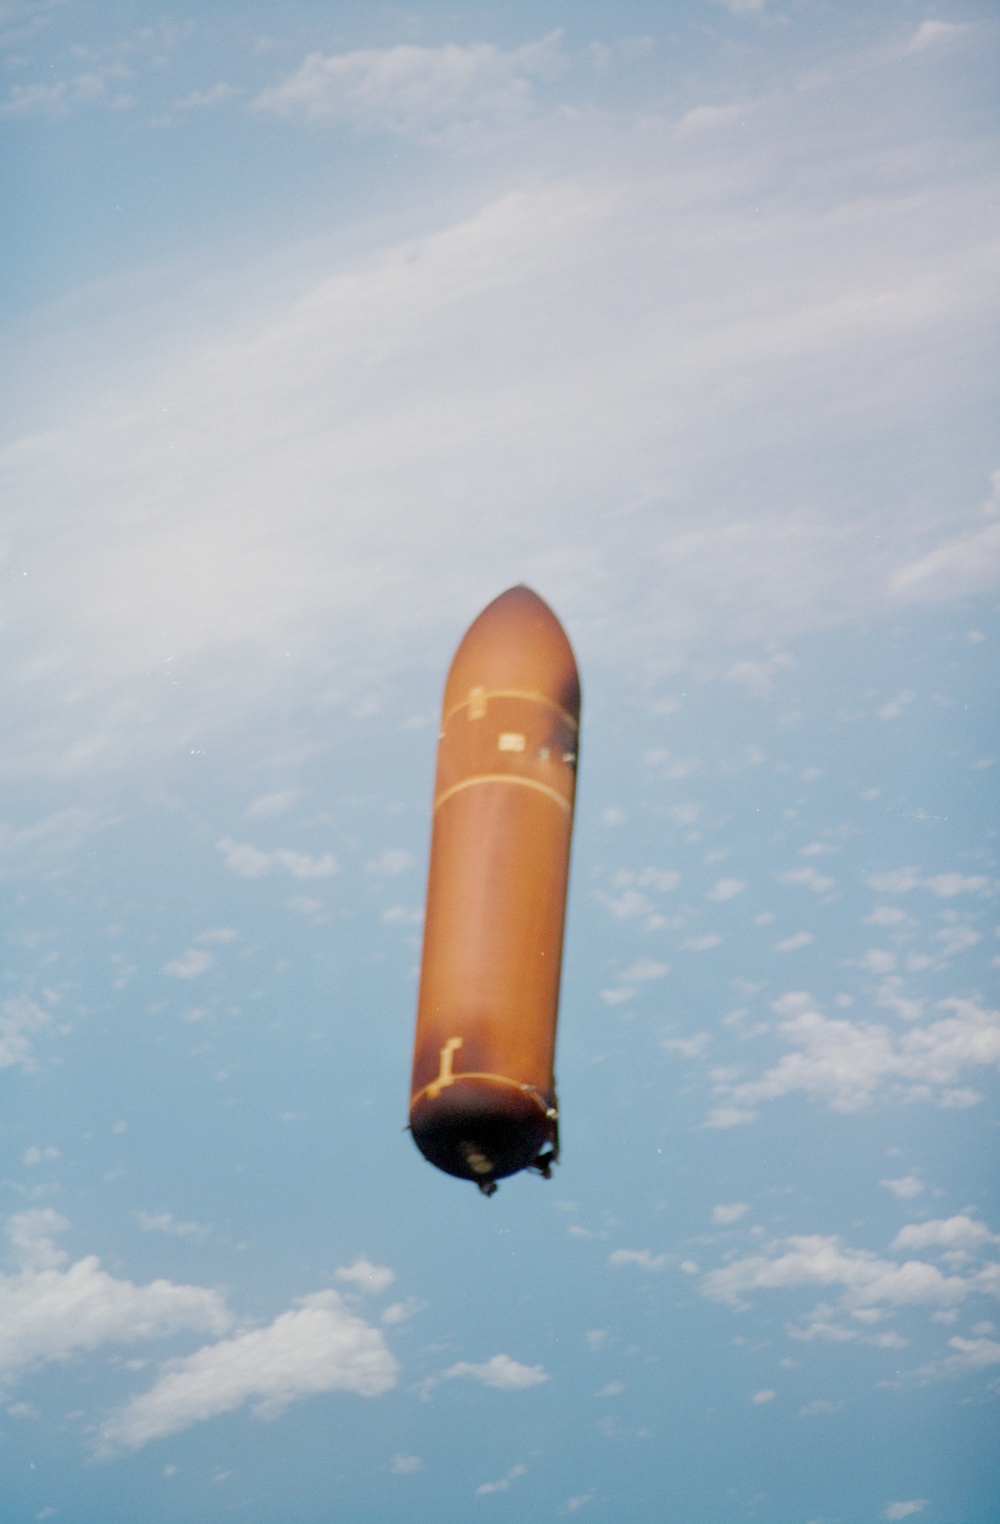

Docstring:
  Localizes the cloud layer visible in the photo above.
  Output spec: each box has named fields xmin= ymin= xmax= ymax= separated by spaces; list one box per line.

xmin=96 ymin=1290 xmax=398 ymax=1456
xmin=3 ymin=32 xmax=997 ymax=779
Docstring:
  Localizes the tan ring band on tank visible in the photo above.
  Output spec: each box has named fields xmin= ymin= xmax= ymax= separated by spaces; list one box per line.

xmin=433 ymin=773 xmax=573 ymax=815
xmin=442 ymin=687 xmax=580 ymax=731
xmin=412 ymin=1068 xmax=559 ymax=1117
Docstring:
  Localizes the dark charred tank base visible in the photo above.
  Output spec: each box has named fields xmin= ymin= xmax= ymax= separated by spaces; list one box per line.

xmin=410 ymin=1077 xmax=558 ymax=1195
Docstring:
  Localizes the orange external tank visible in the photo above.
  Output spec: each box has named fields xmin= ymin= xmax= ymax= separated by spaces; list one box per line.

xmin=409 ymin=586 xmax=581 ymax=1196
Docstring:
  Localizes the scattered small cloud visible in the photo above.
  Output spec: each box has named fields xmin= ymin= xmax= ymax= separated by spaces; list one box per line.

xmin=752 ymin=1388 xmax=777 ymax=1404
xmin=891 ymin=1215 xmax=999 ymax=1254
xmin=708 ymin=0 xmax=767 ymax=16
xmin=877 ymin=690 xmax=915 ymax=721
xmin=725 ymin=653 xmax=794 ymax=697
xmin=163 ymin=948 xmax=213 ymax=980
xmin=907 ymin=19 xmax=970 ymax=53
xmin=561 ymin=1492 xmax=595 ymax=1513
xmin=477 ymin=1462 xmax=526 ymax=1495
xmin=136 ymin=1212 xmax=210 ymax=1242
xmin=883 ymin=1502 xmax=927 ymax=1522
xmin=217 ymin=839 xmax=338 ymax=879
xmin=391 ymin=1453 xmax=423 ymax=1474
xmin=701 ymin=1218 xmax=1000 ymax=1349
xmin=250 ymin=33 xmax=566 ymax=141
xmin=608 ymin=1249 xmax=666 ymax=1271
xmin=0 ymin=997 xmax=51 ymax=1074
xmin=708 ymin=992 xmax=1000 ymax=1116
xmin=175 ymin=82 xmax=241 ymax=112
xmin=664 ymin=1032 xmax=711 ymax=1058
xmin=880 ymin=1176 xmax=923 ymax=1200
xmin=0 ymin=1211 xmax=231 ymax=1392
xmin=773 ymin=932 xmax=814 ymax=953
xmin=621 ymin=958 xmax=670 ymax=982
xmin=713 ymin=1202 xmax=750 ymax=1225
xmin=245 ymin=791 xmax=298 ymax=819
xmin=335 ymin=1258 xmax=395 ymax=1294
xmin=96 ymin=1290 xmax=398 ymax=1456
xmin=708 ymin=878 xmax=747 ymax=902
xmin=419 ymin=1353 xmax=549 ymax=1398
xmin=779 ymin=868 xmax=835 ymax=894
xmin=366 ymin=849 xmax=415 ymax=876
xmin=680 ymin=933 xmax=722 ymax=951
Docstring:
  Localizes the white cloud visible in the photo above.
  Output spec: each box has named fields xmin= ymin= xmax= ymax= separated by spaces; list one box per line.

xmin=272 ymin=849 xmax=339 ymax=878
xmin=163 ymin=948 xmax=213 ymax=980
xmin=245 ymin=790 xmax=298 ymax=818
xmin=880 ymin=1176 xmax=923 ymax=1200
xmin=892 ymin=519 xmax=1000 ymax=600
xmin=216 ymin=839 xmax=338 ymax=879
xmin=869 ymin=868 xmax=921 ymax=894
xmin=877 ymin=689 xmax=915 ymax=721
xmin=391 ymin=1453 xmax=423 ymax=1473
xmin=704 ymin=1105 xmax=758 ymax=1129
xmin=664 ymin=1032 xmax=711 ymax=1059
xmin=621 ymin=958 xmax=670 ymax=982
xmin=477 ymin=1462 xmax=526 ymax=1495
xmin=752 ymin=1388 xmax=776 ymax=1404
xmin=0 ymin=67 xmax=134 ymax=120
xmin=773 ymin=932 xmax=814 ymax=953
xmin=674 ymin=102 xmax=745 ymax=137
xmin=713 ymin=1202 xmax=750 ymax=1225
xmin=96 ymin=1289 xmax=398 ymax=1455
xmin=334 ymin=1258 xmax=395 ymax=1294
xmin=217 ymin=839 xmax=272 ymax=878
xmin=136 ymin=1212 xmax=210 ymax=1242
xmin=709 ymin=994 xmax=1000 ymax=1116
xmin=708 ymin=0 xmax=767 ymax=14
xmin=915 ymin=1335 xmax=1000 ymax=1379
xmin=601 ymin=987 xmax=635 ymax=1007
xmin=0 ymin=998 xmax=51 ymax=1074
xmin=0 ymin=806 xmax=122 ymax=879
xmin=924 ymin=874 xmax=989 ymax=898
xmin=907 ymin=19 xmax=970 ymax=53
xmin=250 ymin=34 xmax=565 ymax=139
xmin=4 ymin=43 xmax=998 ymax=782
xmin=0 ymin=1212 xmax=231 ymax=1391
xmin=608 ymin=1249 xmax=667 ymax=1271
xmin=175 ymin=83 xmax=241 ymax=112
xmin=725 ymin=653 xmax=794 ymax=697
xmin=866 ymin=906 xmax=908 ymax=926
xmin=891 ymin=1216 xmax=999 ymax=1254
xmin=366 ymin=849 xmax=415 ymax=876
xmin=700 ymin=1225 xmax=1000 ymax=1329
xmin=778 ymin=868 xmax=835 ymax=894
xmin=883 ymin=1503 xmax=927 ymax=1522
xmin=420 ymin=1353 xmax=549 ymax=1397
xmin=708 ymin=878 xmax=747 ymax=902
xmin=636 ymin=869 xmax=682 ymax=893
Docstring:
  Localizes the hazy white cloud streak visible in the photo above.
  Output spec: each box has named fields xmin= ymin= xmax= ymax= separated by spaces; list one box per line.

xmin=2 ymin=35 xmax=997 ymax=779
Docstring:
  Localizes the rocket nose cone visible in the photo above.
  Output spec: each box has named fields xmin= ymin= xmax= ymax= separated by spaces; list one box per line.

xmin=444 ymin=587 xmax=580 ymax=720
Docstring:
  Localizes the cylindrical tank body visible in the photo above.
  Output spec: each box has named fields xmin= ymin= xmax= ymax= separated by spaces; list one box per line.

xmin=409 ymin=586 xmax=581 ymax=1194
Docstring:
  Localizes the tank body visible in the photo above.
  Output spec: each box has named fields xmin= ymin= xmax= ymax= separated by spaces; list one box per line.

xmin=409 ymin=586 xmax=581 ymax=1194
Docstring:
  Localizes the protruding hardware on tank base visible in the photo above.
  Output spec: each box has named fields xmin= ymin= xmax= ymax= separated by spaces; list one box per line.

xmin=408 ymin=585 xmax=581 ymax=1195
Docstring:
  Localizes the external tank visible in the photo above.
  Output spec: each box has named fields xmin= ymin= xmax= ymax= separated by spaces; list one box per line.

xmin=409 ymin=586 xmax=581 ymax=1195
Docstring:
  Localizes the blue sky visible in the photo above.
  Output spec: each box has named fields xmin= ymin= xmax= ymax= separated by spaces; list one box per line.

xmin=1 ymin=2 xmax=998 ymax=1520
